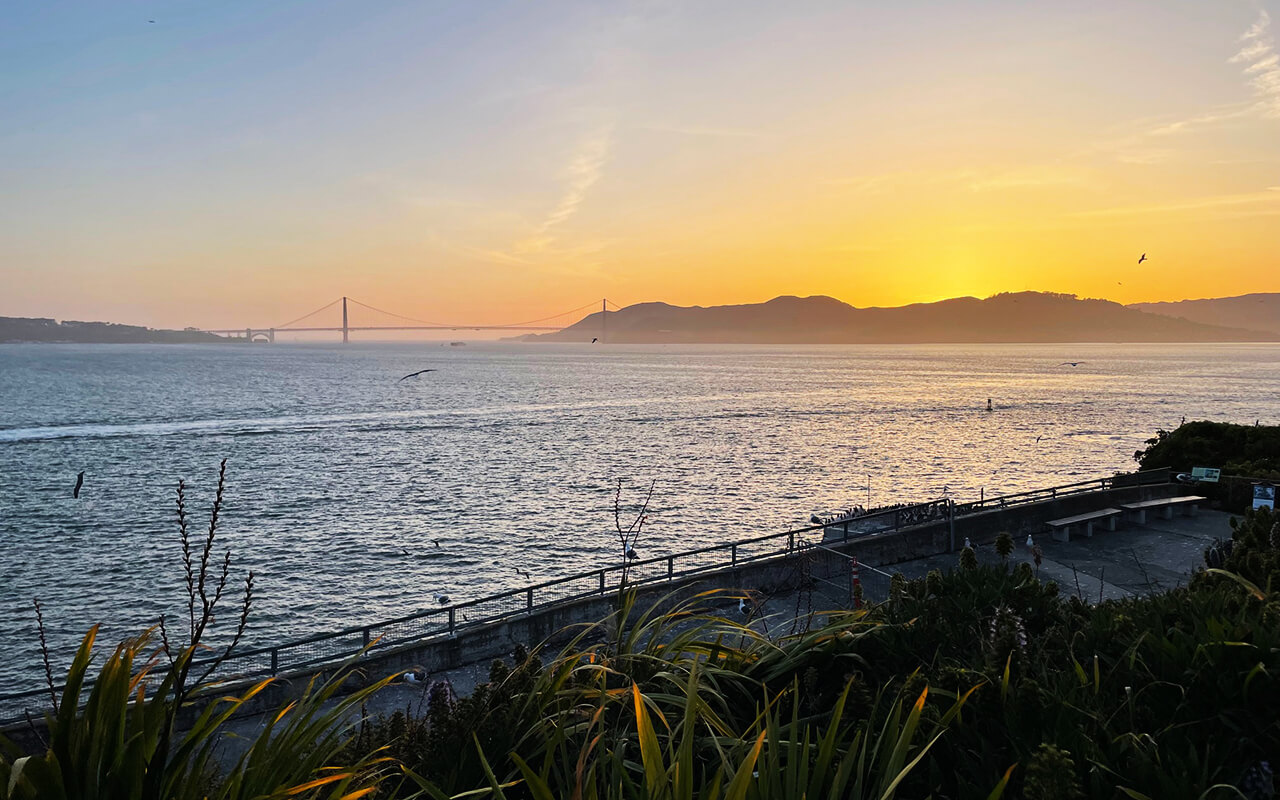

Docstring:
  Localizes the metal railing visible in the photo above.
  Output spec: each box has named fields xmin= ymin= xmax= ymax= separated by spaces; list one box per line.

xmin=951 ymin=468 xmax=1170 ymax=516
xmin=0 ymin=469 xmax=1169 ymax=726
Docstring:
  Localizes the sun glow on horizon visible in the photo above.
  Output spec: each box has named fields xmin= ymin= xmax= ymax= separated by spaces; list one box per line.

xmin=1 ymin=2 xmax=1278 ymax=329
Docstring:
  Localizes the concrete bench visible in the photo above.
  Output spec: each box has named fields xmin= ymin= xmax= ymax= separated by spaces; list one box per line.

xmin=1045 ymin=508 xmax=1122 ymax=542
xmin=1120 ymin=495 xmax=1207 ymax=525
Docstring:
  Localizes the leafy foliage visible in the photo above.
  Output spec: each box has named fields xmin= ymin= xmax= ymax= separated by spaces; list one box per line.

xmin=1134 ymin=420 xmax=1280 ymax=476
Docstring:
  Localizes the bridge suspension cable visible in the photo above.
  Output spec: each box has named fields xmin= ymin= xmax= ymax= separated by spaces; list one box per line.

xmin=274 ymin=298 xmax=342 ymax=330
xmin=344 ymin=297 xmax=608 ymax=329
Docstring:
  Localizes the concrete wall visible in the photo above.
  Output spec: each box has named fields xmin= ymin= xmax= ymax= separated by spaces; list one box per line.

xmin=2 ymin=481 xmax=1188 ymax=752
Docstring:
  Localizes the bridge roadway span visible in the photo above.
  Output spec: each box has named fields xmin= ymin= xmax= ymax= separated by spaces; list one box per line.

xmin=199 ymin=296 xmax=612 ymax=342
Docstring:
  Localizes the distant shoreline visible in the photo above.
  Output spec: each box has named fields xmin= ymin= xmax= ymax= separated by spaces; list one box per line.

xmin=0 ymin=316 xmax=231 ymax=345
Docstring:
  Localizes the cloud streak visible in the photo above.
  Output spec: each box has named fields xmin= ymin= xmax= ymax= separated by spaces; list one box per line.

xmin=536 ymin=125 xmax=613 ymax=234
xmin=1230 ymin=10 xmax=1280 ymax=117
xmin=1149 ymin=10 xmax=1280 ymax=137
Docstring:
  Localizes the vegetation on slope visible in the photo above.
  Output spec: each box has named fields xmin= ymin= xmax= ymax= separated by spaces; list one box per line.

xmin=5 ymin=463 xmax=1280 ymax=799
xmin=1135 ymin=420 xmax=1280 ymax=477
xmin=334 ymin=509 xmax=1280 ymax=799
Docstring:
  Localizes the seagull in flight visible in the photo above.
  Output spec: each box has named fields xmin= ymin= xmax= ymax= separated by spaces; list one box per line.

xmin=591 ymin=338 xmax=598 ymax=343
xmin=1137 ymin=253 xmax=1147 ymax=264
xmin=1058 ymin=362 xmax=1084 ymax=367
xmin=399 ymin=369 xmax=437 ymax=382
xmin=73 ymin=471 xmax=85 ymax=499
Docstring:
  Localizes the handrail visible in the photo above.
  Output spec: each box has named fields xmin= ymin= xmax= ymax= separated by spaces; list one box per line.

xmin=0 ymin=469 xmax=1171 ymax=724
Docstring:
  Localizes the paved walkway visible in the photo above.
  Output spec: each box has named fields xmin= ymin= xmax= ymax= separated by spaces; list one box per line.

xmin=211 ymin=509 xmax=1234 ymax=763
xmin=888 ymin=510 xmax=1231 ymax=602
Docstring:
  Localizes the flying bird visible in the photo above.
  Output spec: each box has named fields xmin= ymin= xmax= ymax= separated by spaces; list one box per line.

xmin=591 ymin=338 xmax=598 ymax=343
xmin=1137 ymin=253 xmax=1147 ymax=264
xmin=1035 ymin=435 xmax=1044 ymax=443
xmin=401 ymin=547 xmax=410 ymax=557
xmin=398 ymin=369 xmax=437 ymax=382
xmin=73 ymin=471 xmax=84 ymax=499
xmin=1058 ymin=362 xmax=1084 ymax=367
xmin=432 ymin=539 xmax=441 ymax=548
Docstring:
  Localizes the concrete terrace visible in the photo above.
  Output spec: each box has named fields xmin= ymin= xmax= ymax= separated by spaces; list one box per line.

xmin=880 ymin=509 xmax=1232 ymax=602
xmin=214 ymin=506 xmax=1235 ymax=761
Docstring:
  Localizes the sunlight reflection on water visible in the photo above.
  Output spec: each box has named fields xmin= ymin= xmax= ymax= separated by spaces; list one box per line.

xmin=1 ymin=341 xmax=1277 ymax=691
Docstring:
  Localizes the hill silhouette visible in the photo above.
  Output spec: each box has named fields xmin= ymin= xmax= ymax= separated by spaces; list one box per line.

xmin=1128 ymin=293 xmax=1280 ymax=336
xmin=0 ymin=316 xmax=227 ymax=344
xmin=521 ymin=292 xmax=1278 ymax=344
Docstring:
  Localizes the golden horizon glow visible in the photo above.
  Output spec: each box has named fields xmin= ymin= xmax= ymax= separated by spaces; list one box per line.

xmin=2 ymin=2 xmax=1278 ymax=330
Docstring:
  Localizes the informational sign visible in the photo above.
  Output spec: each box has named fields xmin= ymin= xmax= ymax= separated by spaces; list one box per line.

xmin=1254 ymin=482 xmax=1276 ymax=511
xmin=1191 ymin=467 xmax=1221 ymax=483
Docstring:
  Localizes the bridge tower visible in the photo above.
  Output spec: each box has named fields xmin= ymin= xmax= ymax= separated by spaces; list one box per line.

xmin=342 ymin=296 xmax=349 ymax=344
xmin=601 ymin=298 xmax=606 ymax=344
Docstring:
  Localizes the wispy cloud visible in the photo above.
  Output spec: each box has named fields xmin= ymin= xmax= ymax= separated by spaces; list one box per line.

xmin=966 ymin=166 xmax=1097 ymax=192
xmin=820 ymin=168 xmax=978 ymax=193
xmin=535 ymin=125 xmax=613 ymax=235
xmin=1230 ymin=10 xmax=1280 ymax=117
xmin=822 ymin=166 xmax=1093 ymax=195
xmin=642 ymin=123 xmax=768 ymax=139
xmin=1146 ymin=10 xmax=1280 ymax=137
xmin=1070 ymin=190 xmax=1280 ymax=218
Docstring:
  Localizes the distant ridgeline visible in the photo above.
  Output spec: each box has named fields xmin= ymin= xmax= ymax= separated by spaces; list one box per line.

xmin=520 ymin=291 xmax=1280 ymax=344
xmin=0 ymin=316 xmax=225 ymax=344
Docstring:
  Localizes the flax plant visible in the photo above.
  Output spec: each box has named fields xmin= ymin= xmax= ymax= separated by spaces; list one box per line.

xmin=0 ymin=462 xmax=396 ymax=800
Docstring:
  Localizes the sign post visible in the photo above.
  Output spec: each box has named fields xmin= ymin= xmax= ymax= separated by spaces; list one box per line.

xmin=1191 ymin=467 xmax=1221 ymax=483
xmin=1253 ymin=482 xmax=1276 ymax=511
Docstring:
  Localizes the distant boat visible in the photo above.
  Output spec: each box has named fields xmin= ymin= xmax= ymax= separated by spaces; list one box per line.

xmin=449 ymin=341 xmax=466 ymax=347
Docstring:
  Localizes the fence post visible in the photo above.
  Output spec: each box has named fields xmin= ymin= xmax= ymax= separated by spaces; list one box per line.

xmin=948 ymin=500 xmax=955 ymax=552
xmin=362 ymin=627 xmax=371 ymax=648
xmin=667 ymin=556 xmax=674 ymax=580
xmin=599 ymin=569 xmax=606 ymax=594
xmin=448 ymin=608 xmax=455 ymax=633
xmin=789 ymin=531 xmax=795 ymax=552
xmin=526 ymin=587 xmax=534 ymax=611
xmin=731 ymin=544 xmax=737 ymax=566
xmin=270 ymin=648 xmax=278 ymax=676
xmin=850 ymin=556 xmax=862 ymax=609
xmin=842 ymin=520 xmax=849 ymax=542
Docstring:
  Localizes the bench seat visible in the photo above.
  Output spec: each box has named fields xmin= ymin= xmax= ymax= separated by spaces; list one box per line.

xmin=1045 ymin=508 xmax=1122 ymax=542
xmin=1120 ymin=495 xmax=1207 ymax=525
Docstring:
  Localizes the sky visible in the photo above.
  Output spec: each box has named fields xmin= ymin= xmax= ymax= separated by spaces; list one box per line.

xmin=2 ymin=0 xmax=1279 ymax=331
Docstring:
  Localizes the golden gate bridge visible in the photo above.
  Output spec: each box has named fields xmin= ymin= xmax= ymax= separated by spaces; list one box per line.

xmin=201 ymin=296 xmax=623 ymax=343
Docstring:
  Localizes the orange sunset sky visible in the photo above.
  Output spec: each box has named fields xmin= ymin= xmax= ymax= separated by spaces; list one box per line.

xmin=2 ymin=1 xmax=1279 ymax=330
